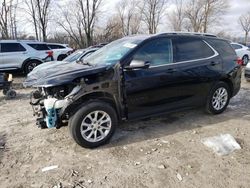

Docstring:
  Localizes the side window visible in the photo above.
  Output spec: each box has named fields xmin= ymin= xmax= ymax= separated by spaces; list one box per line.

xmin=48 ymin=45 xmax=65 ymax=49
xmin=133 ymin=38 xmax=173 ymax=66
xmin=231 ymin=44 xmax=242 ymax=50
xmin=1 ymin=43 xmax=26 ymax=53
xmin=173 ymin=38 xmax=214 ymax=62
xmin=28 ymin=43 xmax=50 ymax=51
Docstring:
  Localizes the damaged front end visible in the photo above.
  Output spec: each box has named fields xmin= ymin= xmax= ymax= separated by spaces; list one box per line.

xmin=25 ymin=62 xmax=123 ymax=130
xmin=30 ymin=84 xmax=81 ymax=129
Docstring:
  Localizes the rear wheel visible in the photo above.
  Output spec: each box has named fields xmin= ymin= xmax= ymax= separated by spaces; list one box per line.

xmin=242 ymin=55 xmax=249 ymax=65
xmin=206 ymin=82 xmax=230 ymax=114
xmin=69 ymin=101 xmax=117 ymax=148
xmin=24 ymin=60 xmax=41 ymax=74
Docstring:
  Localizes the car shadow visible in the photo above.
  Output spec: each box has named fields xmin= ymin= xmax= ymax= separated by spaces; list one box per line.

xmin=104 ymin=87 xmax=250 ymax=149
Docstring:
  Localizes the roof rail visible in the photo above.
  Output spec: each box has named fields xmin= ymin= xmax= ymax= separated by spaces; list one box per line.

xmin=158 ymin=32 xmax=217 ymax=38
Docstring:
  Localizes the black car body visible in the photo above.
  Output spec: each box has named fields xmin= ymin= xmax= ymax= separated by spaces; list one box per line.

xmin=24 ymin=33 xmax=242 ymax=148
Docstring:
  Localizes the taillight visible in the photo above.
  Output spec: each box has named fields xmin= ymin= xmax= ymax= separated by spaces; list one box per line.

xmin=236 ymin=57 xmax=243 ymax=66
xmin=46 ymin=51 xmax=53 ymax=57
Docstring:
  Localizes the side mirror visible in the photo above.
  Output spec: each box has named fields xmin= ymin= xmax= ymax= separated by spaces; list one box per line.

xmin=125 ymin=60 xmax=150 ymax=70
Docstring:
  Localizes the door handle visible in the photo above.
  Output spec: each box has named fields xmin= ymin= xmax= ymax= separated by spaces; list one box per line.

xmin=210 ymin=61 xmax=220 ymax=66
xmin=166 ymin=68 xmax=177 ymax=73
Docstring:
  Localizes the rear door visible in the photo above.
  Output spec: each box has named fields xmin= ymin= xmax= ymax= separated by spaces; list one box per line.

xmin=0 ymin=43 xmax=27 ymax=69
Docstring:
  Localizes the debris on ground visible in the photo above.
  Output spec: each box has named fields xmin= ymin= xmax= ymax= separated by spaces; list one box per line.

xmin=202 ymin=134 xmax=241 ymax=156
xmin=157 ymin=164 xmax=166 ymax=169
xmin=71 ymin=169 xmax=79 ymax=177
xmin=41 ymin=165 xmax=58 ymax=172
xmin=134 ymin=162 xmax=141 ymax=166
xmin=176 ymin=173 xmax=183 ymax=181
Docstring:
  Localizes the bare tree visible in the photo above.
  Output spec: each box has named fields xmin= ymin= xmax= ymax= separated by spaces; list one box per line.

xmin=139 ymin=0 xmax=168 ymax=34
xmin=202 ymin=0 xmax=229 ymax=33
xmin=78 ymin=0 xmax=102 ymax=46
xmin=116 ymin=0 xmax=142 ymax=36
xmin=36 ymin=0 xmax=51 ymax=41
xmin=168 ymin=0 xmax=184 ymax=31
xmin=0 ymin=0 xmax=11 ymax=38
xmin=239 ymin=12 xmax=250 ymax=45
xmin=185 ymin=0 xmax=204 ymax=32
xmin=185 ymin=0 xmax=229 ymax=33
xmin=24 ymin=0 xmax=39 ymax=40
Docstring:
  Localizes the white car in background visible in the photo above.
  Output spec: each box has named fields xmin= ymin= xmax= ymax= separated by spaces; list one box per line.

xmin=47 ymin=43 xmax=73 ymax=61
xmin=231 ymin=42 xmax=250 ymax=65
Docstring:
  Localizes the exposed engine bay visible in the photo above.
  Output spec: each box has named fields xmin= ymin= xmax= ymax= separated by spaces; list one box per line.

xmin=28 ymin=66 xmax=123 ymax=129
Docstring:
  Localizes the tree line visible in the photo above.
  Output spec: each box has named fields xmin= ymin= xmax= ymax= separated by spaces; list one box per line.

xmin=0 ymin=0 xmax=250 ymax=48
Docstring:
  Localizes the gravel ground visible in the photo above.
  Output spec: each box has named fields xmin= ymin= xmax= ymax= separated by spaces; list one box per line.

xmin=0 ymin=74 xmax=250 ymax=188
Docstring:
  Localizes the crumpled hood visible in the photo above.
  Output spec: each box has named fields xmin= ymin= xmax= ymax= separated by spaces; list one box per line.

xmin=23 ymin=61 xmax=108 ymax=87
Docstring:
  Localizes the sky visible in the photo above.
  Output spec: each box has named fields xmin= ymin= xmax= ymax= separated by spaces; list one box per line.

xmin=19 ymin=0 xmax=250 ymax=38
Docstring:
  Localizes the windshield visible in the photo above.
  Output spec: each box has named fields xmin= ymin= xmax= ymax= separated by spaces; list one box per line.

xmin=84 ymin=37 xmax=143 ymax=66
xmin=63 ymin=49 xmax=85 ymax=62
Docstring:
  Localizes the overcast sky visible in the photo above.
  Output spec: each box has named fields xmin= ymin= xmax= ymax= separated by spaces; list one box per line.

xmin=20 ymin=0 xmax=250 ymax=38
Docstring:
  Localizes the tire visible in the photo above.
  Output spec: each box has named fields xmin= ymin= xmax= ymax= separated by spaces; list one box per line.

xmin=24 ymin=60 xmax=41 ymax=74
xmin=69 ymin=101 xmax=117 ymax=148
xmin=6 ymin=89 xmax=16 ymax=99
xmin=242 ymin=55 xmax=249 ymax=66
xmin=206 ymin=82 xmax=230 ymax=114
xmin=3 ymin=89 xmax=8 ymax=95
xmin=57 ymin=54 xmax=68 ymax=61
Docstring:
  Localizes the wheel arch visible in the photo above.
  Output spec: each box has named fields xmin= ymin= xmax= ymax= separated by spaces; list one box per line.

xmin=219 ymin=78 xmax=233 ymax=97
xmin=62 ymin=91 xmax=122 ymax=121
xmin=21 ymin=58 xmax=43 ymax=71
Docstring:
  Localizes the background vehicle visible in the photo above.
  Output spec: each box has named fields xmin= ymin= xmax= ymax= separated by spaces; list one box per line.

xmin=0 ymin=40 xmax=53 ymax=74
xmin=24 ymin=33 xmax=242 ymax=148
xmin=63 ymin=47 xmax=100 ymax=62
xmin=29 ymin=47 xmax=101 ymax=74
xmin=47 ymin=43 xmax=73 ymax=61
xmin=231 ymin=42 xmax=250 ymax=65
xmin=245 ymin=63 xmax=250 ymax=81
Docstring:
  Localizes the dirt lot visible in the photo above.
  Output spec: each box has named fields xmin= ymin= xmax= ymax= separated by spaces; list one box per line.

xmin=0 ymin=74 xmax=250 ymax=188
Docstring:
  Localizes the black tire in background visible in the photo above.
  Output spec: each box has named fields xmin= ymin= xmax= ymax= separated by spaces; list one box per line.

xmin=57 ymin=54 xmax=68 ymax=61
xmin=206 ymin=82 xmax=231 ymax=114
xmin=242 ymin=55 xmax=249 ymax=65
xmin=24 ymin=60 xmax=41 ymax=74
xmin=69 ymin=101 xmax=118 ymax=148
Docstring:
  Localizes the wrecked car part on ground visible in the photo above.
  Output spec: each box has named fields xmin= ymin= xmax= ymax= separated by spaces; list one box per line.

xmin=24 ymin=33 xmax=242 ymax=148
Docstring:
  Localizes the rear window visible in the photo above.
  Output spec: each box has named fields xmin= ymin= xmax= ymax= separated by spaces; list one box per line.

xmin=28 ymin=43 xmax=50 ymax=51
xmin=1 ymin=43 xmax=26 ymax=53
xmin=48 ymin=44 xmax=66 ymax=49
xmin=207 ymin=39 xmax=236 ymax=57
xmin=173 ymin=37 xmax=214 ymax=62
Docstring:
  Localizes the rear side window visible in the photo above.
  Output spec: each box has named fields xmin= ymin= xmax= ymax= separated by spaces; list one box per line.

xmin=133 ymin=38 xmax=173 ymax=66
xmin=1 ymin=43 xmax=26 ymax=53
xmin=48 ymin=44 xmax=65 ymax=49
xmin=231 ymin=44 xmax=242 ymax=50
xmin=28 ymin=43 xmax=50 ymax=51
xmin=207 ymin=39 xmax=236 ymax=57
xmin=173 ymin=37 xmax=214 ymax=62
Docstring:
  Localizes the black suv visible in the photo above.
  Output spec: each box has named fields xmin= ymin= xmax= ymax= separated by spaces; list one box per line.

xmin=24 ymin=33 xmax=242 ymax=148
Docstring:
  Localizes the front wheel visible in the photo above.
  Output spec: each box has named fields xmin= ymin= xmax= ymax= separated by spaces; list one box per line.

xmin=69 ymin=101 xmax=117 ymax=148
xmin=206 ymin=82 xmax=230 ymax=114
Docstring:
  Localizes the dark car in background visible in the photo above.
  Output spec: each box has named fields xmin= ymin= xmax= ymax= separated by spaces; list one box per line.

xmin=24 ymin=33 xmax=242 ymax=148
